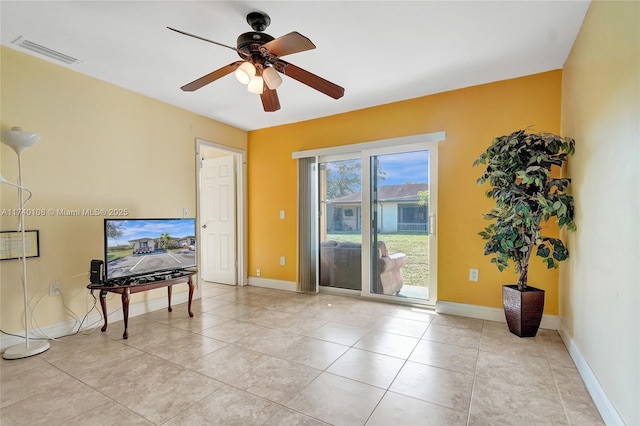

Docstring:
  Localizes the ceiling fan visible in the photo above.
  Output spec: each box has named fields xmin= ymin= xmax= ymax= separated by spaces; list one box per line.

xmin=168 ymin=11 xmax=345 ymax=112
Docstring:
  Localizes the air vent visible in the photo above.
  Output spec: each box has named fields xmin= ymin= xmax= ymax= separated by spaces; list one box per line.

xmin=12 ymin=36 xmax=80 ymax=65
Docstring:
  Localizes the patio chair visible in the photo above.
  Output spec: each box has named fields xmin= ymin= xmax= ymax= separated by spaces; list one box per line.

xmin=376 ymin=241 xmax=408 ymax=295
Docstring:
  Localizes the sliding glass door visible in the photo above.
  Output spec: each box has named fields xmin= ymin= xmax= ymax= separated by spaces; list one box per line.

xmin=318 ymin=158 xmax=363 ymax=291
xmin=369 ymin=150 xmax=432 ymax=301
xmin=312 ymin=138 xmax=438 ymax=305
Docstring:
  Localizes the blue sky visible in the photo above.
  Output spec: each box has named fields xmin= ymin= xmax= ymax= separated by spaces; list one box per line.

xmin=377 ymin=150 xmax=429 ymax=186
xmin=107 ymin=219 xmax=195 ymax=246
xmin=325 ymin=150 xmax=429 ymax=193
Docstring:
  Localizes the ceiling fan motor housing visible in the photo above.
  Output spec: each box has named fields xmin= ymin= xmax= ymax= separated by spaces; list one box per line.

xmin=237 ymin=32 xmax=274 ymax=49
xmin=236 ymin=32 xmax=275 ymax=60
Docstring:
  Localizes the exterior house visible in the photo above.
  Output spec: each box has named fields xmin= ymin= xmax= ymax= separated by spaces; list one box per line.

xmin=177 ymin=236 xmax=196 ymax=248
xmin=129 ymin=238 xmax=156 ymax=254
xmin=130 ymin=236 xmax=196 ymax=253
xmin=327 ymin=183 xmax=428 ymax=233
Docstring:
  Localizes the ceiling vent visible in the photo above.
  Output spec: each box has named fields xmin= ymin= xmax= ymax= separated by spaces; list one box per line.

xmin=11 ymin=36 xmax=80 ymax=65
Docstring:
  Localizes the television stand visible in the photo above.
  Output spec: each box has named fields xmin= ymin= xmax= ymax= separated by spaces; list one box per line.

xmin=88 ymin=271 xmax=196 ymax=339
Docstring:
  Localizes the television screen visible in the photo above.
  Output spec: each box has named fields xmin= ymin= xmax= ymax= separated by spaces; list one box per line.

xmin=104 ymin=218 xmax=197 ymax=283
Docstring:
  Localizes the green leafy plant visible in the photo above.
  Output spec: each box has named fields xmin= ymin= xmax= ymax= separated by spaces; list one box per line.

xmin=473 ymin=129 xmax=576 ymax=290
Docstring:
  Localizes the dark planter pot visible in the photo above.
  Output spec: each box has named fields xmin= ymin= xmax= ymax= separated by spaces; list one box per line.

xmin=502 ymin=284 xmax=545 ymax=337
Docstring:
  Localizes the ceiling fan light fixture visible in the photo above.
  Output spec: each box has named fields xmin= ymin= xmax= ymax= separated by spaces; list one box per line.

xmin=234 ymin=62 xmax=256 ymax=85
xmin=263 ymin=66 xmax=282 ymax=90
xmin=247 ymin=75 xmax=264 ymax=94
xmin=170 ymin=12 xmax=345 ymax=111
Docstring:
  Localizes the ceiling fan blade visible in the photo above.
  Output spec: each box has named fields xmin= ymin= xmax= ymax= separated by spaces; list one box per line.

xmin=275 ymin=60 xmax=344 ymax=99
xmin=260 ymin=87 xmax=281 ymax=112
xmin=181 ymin=61 xmax=243 ymax=92
xmin=167 ymin=27 xmax=249 ymax=58
xmin=262 ymin=32 xmax=315 ymax=57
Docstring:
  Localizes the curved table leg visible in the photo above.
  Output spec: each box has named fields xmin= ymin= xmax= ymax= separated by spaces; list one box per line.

xmin=122 ymin=288 xmax=130 ymax=339
xmin=100 ymin=290 xmax=108 ymax=332
xmin=167 ymin=285 xmax=173 ymax=312
xmin=188 ymin=276 xmax=195 ymax=317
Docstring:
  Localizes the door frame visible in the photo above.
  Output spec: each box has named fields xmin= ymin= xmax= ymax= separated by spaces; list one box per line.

xmin=296 ymin=132 xmax=444 ymax=306
xmin=360 ymin=141 xmax=438 ymax=306
xmin=195 ymin=139 xmax=247 ymax=293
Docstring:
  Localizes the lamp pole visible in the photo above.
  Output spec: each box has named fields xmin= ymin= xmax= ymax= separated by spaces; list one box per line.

xmin=1 ymin=127 xmax=50 ymax=359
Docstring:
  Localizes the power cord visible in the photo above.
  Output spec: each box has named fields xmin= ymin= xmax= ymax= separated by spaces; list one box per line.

xmin=1 ymin=291 xmax=96 ymax=341
xmin=1 ymin=272 xmax=121 ymax=341
xmin=30 ymin=272 xmax=87 ymax=340
xmin=29 ymin=272 xmax=88 ymax=339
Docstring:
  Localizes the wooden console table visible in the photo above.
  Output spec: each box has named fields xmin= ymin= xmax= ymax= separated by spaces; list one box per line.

xmin=88 ymin=271 xmax=196 ymax=339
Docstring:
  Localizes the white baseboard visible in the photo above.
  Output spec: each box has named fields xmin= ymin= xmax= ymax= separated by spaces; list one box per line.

xmin=1 ymin=292 xmax=189 ymax=353
xmin=435 ymin=300 xmax=559 ymax=330
xmin=247 ymin=277 xmax=297 ymax=292
xmin=558 ymin=321 xmax=624 ymax=426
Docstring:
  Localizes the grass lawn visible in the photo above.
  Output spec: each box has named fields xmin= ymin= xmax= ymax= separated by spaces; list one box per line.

xmin=106 ymin=248 xmax=133 ymax=262
xmin=327 ymin=233 xmax=429 ymax=287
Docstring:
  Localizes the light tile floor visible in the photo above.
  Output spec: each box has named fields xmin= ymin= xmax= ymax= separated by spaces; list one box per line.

xmin=1 ymin=283 xmax=604 ymax=425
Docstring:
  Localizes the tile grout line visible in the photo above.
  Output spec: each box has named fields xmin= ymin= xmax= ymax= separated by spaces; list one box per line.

xmin=8 ymin=285 xmax=597 ymax=425
xmin=545 ymin=344 xmax=574 ymax=425
xmin=465 ymin=323 xmax=484 ymax=426
xmin=361 ymin=318 xmax=431 ymax=425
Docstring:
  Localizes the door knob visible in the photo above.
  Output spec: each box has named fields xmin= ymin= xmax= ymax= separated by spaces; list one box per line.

xmin=202 ymin=224 xmax=207 ymax=229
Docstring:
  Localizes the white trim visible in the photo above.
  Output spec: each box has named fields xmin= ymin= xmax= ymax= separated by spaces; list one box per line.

xmin=304 ymin=132 xmax=443 ymax=305
xmin=196 ymin=139 xmax=246 ymax=155
xmin=359 ymin=141 xmax=439 ymax=306
xmin=247 ymin=277 xmax=297 ymax=292
xmin=0 ymin=292 xmax=190 ymax=352
xmin=318 ymin=286 xmax=437 ymax=309
xmin=195 ymin=139 xmax=248 ymax=289
xmin=292 ymin=131 xmax=446 ymax=159
xmin=558 ymin=321 xmax=624 ymax=426
xmin=435 ymin=300 xmax=559 ymax=330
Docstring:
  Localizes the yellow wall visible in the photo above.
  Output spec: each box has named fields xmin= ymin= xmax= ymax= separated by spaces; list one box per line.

xmin=1 ymin=43 xmax=567 ymax=334
xmin=248 ymin=70 xmax=563 ymax=313
xmin=560 ymin=0 xmax=639 ymax=423
xmin=1 ymin=47 xmax=247 ymax=333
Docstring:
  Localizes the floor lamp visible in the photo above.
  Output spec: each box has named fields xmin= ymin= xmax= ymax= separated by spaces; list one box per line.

xmin=1 ymin=127 xmax=50 ymax=359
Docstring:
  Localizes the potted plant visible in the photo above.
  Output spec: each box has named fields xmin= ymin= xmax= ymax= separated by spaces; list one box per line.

xmin=473 ymin=129 xmax=576 ymax=337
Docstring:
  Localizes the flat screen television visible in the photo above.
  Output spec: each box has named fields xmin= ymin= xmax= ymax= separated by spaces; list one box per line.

xmin=104 ymin=218 xmax=197 ymax=283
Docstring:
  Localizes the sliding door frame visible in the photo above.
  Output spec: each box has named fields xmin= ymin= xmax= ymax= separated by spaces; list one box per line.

xmin=293 ymin=132 xmax=445 ymax=305
xmin=360 ymin=141 xmax=438 ymax=306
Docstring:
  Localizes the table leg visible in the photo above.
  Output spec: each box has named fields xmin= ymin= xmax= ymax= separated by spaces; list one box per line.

xmin=122 ymin=288 xmax=130 ymax=339
xmin=188 ymin=276 xmax=194 ymax=317
xmin=167 ymin=285 xmax=173 ymax=312
xmin=100 ymin=290 xmax=108 ymax=332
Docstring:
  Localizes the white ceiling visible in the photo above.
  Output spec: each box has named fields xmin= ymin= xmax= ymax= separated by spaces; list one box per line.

xmin=1 ymin=1 xmax=590 ymax=131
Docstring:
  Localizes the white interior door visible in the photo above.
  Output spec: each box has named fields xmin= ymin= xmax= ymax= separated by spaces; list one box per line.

xmin=200 ymin=156 xmax=236 ymax=285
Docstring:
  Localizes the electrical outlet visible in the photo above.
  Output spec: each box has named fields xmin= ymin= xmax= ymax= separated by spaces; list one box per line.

xmin=256 ymin=268 xmax=261 ymax=277
xmin=469 ymin=268 xmax=479 ymax=282
xmin=280 ymin=256 xmax=286 ymax=266
xmin=49 ymin=281 xmax=61 ymax=296
xmin=279 ymin=210 xmax=285 ymax=220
